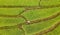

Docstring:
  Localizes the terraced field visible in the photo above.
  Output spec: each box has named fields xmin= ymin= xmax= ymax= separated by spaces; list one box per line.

xmin=0 ymin=0 xmax=60 ymax=35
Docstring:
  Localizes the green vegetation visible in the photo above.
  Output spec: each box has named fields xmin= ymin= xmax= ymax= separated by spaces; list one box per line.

xmin=0 ymin=0 xmax=60 ymax=35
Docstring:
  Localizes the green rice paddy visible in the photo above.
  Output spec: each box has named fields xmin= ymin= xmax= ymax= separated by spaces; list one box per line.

xmin=0 ymin=0 xmax=60 ymax=35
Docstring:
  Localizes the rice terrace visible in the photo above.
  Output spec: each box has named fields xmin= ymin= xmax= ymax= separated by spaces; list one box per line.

xmin=0 ymin=0 xmax=60 ymax=35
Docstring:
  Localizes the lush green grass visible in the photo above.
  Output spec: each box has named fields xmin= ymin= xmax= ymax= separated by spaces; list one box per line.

xmin=0 ymin=28 xmax=25 ymax=35
xmin=0 ymin=8 xmax=24 ymax=15
xmin=41 ymin=0 xmax=60 ymax=6
xmin=23 ymin=9 xmax=60 ymax=35
xmin=22 ymin=7 xmax=60 ymax=20
xmin=0 ymin=0 xmax=39 ymax=6
xmin=0 ymin=8 xmax=25 ymax=26
xmin=0 ymin=0 xmax=60 ymax=35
